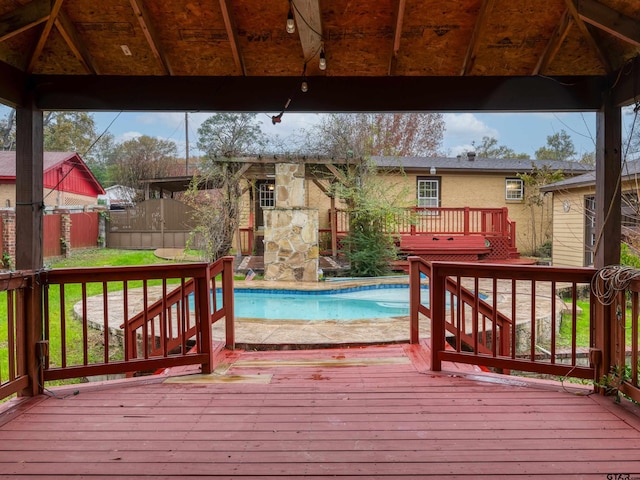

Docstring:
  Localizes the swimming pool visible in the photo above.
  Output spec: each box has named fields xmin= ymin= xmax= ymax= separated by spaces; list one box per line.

xmin=214 ymin=285 xmax=429 ymax=320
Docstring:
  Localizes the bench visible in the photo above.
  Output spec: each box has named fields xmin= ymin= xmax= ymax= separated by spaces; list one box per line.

xmin=398 ymin=235 xmax=491 ymax=256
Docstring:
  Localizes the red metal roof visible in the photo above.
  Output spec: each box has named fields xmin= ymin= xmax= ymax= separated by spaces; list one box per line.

xmin=0 ymin=151 xmax=105 ymax=196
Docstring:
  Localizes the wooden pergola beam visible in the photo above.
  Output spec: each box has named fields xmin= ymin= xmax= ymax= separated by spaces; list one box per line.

xmin=577 ymin=0 xmax=640 ymax=47
xmin=610 ymin=56 xmax=640 ymax=107
xmin=218 ymin=0 xmax=246 ymax=76
xmin=0 ymin=61 xmax=27 ymax=107
xmin=29 ymin=74 xmax=608 ymax=112
xmin=388 ymin=0 xmax=406 ymax=76
xmin=460 ymin=0 xmax=495 ymax=76
xmin=55 ymin=10 xmax=99 ymax=75
xmin=293 ymin=0 xmax=323 ymax=67
xmin=129 ymin=0 xmax=173 ymax=76
xmin=26 ymin=0 xmax=65 ymax=73
xmin=564 ymin=0 xmax=612 ymax=74
xmin=0 ymin=0 xmax=48 ymax=42
xmin=533 ymin=9 xmax=573 ymax=76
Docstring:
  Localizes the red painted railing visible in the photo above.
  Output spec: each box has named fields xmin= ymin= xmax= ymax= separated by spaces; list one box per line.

xmin=599 ymin=274 xmax=640 ymax=403
xmin=410 ymin=257 xmax=597 ymax=380
xmin=331 ymin=206 xmax=516 ymax=247
xmin=40 ymin=257 xmax=234 ymax=383
xmin=0 ymin=271 xmax=32 ymax=400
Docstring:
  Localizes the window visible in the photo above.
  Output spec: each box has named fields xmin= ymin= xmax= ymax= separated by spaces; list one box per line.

xmin=258 ymin=181 xmax=275 ymax=208
xmin=505 ymin=178 xmax=524 ymax=201
xmin=417 ymin=178 xmax=439 ymax=209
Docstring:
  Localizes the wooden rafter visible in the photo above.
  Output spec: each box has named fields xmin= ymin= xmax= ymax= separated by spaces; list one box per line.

xmin=218 ymin=0 xmax=246 ymax=76
xmin=26 ymin=0 xmax=65 ymax=73
xmin=576 ymin=0 xmax=640 ymax=47
xmin=325 ymin=164 xmax=349 ymax=185
xmin=128 ymin=0 xmax=173 ymax=76
xmin=293 ymin=0 xmax=323 ymax=68
xmin=460 ymin=0 xmax=495 ymax=76
xmin=564 ymin=0 xmax=612 ymax=73
xmin=388 ymin=0 xmax=406 ymax=76
xmin=55 ymin=10 xmax=98 ymax=75
xmin=533 ymin=9 xmax=573 ymax=75
xmin=0 ymin=0 xmax=48 ymax=43
xmin=312 ymin=178 xmax=331 ymax=195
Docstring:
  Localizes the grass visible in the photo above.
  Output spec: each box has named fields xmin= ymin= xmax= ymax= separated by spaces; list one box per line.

xmin=557 ymin=300 xmax=592 ymax=349
xmin=46 ymin=248 xmax=174 ymax=268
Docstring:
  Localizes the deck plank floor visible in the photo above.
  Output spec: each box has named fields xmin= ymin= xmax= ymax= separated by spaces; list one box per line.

xmin=1 ymin=342 xmax=640 ymax=478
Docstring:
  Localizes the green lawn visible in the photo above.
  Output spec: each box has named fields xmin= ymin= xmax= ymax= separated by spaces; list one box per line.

xmin=46 ymin=248 xmax=174 ymax=268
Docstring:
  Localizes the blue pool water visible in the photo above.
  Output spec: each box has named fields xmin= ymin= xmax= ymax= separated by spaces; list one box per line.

xmin=212 ymin=285 xmax=429 ymax=320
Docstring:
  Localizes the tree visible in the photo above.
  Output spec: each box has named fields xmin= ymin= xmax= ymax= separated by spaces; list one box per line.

xmin=188 ymin=114 xmax=266 ymax=261
xmin=0 ymin=109 xmax=15 ymax=150
xmin=302 ymin=113 xmax=445 ymax=158
xmin=579 ymin=151 xmax=595 ymax=166
xmin=43 ymin=112 xmax=99 ymax=156
xmin=472 ymin=136 xmax=529 ymax=159
xmin=333 ymin=159 xmax=406 ymax=277
xmin=111 ymin=135 xmax=177 ymax=196
xmin=196 ymin=113 xmax=266 ymax=157
xmin=518 ymin=164 xmax=565 ymax=255
xmin=534 ymin=130 xmax=576 ymax=161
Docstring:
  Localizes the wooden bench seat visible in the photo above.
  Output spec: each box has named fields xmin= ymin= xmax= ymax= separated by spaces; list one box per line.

xmin=399 ymin=235 xmax=490 ymax=255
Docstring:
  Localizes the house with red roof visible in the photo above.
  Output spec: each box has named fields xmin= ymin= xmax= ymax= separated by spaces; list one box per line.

xmin=0 ymin=152 xmax=105 ymax=208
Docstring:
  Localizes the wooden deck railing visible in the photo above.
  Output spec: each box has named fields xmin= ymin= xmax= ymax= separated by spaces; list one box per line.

xmin=0 ymin=271 xmax=33 ymax=400
xmin=330 ymin=206 xmax=516 ymax=249
xmin=409 ymin=257 xmax=597 ymax=380
xmin=603 ymin=275 xmax=640 ymax=403
xmin=40 ymin=257 xmax=234 ymax=383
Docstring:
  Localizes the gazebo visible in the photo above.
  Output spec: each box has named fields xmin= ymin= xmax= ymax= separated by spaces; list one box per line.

xmin=2 ymin=0 xmax=638 ymax=384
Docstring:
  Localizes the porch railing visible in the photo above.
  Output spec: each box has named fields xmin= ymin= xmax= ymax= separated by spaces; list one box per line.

xmin=604 ymin=275 xmax=640 ymax=403
xmin=331 ymin=206 xmax=516 ymax=246
xmin=410 ymin=257 xmax=597 ymax=380
xmin=41 ymin=257 xmax=235 ymax=383
xmin=0 ymin=271 xmax=33 ymax=400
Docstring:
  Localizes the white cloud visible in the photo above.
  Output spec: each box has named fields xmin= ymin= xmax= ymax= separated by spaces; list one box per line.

xmin=444 ymin=113 xmax=497 ymax=141
xmin=119 ymin=131 xmax=143 ymax=142
xmin=442 ymin=113 xmax=497 ymax=156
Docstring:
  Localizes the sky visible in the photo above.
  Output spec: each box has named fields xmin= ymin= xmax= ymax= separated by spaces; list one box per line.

xmin=2 ymin=104 xmax=639 ymax=160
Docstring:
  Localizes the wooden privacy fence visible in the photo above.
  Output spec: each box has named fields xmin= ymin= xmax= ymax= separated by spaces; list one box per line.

xmin=107 ymin=199 xmax=198 ymax=250
xmin=43 ymin=211 xmax=100 ymax=257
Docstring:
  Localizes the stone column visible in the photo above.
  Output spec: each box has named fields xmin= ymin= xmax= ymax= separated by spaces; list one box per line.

xmin=263 ymin=163 xmax=319 ymax=282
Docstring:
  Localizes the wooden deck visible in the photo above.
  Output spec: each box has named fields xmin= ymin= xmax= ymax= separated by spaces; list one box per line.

xmin=1 ymin=342 xmax=640 ymax=479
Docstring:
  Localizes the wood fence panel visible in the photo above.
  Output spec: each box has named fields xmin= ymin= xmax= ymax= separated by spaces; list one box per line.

xmin=43 ymin=214 xmax=62 ymax=257
xmin=70 ymin=212 xmax=99 ymax=248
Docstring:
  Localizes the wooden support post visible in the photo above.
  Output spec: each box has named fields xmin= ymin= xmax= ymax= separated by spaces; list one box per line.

xmin=430 ymin=262 xmax=446 ymax=372
xmin=593 ymin=95 xmax=622 ymax=384
xmin=330 ymin=202 xmax=338 ymax=257
xmin=15 ymin=103 xmax=43 ymax=271
xmin=15 ymin=101 xmax=43 ymax=396
xmin=409 ymin=258 xmax=420 ymax=344
xmin=222 ymin=256 xmax=235 ymax=349
xmin=196 ymin=267 xmax=213 ymax=374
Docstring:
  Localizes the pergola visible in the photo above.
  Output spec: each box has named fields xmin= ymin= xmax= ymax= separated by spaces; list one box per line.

xmin=0 ymin=0 xmax=639 ymax=272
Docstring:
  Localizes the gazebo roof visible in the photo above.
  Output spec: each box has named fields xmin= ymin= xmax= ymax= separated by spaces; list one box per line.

xmin=0 ymin=0 xmax=639 ymax=112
